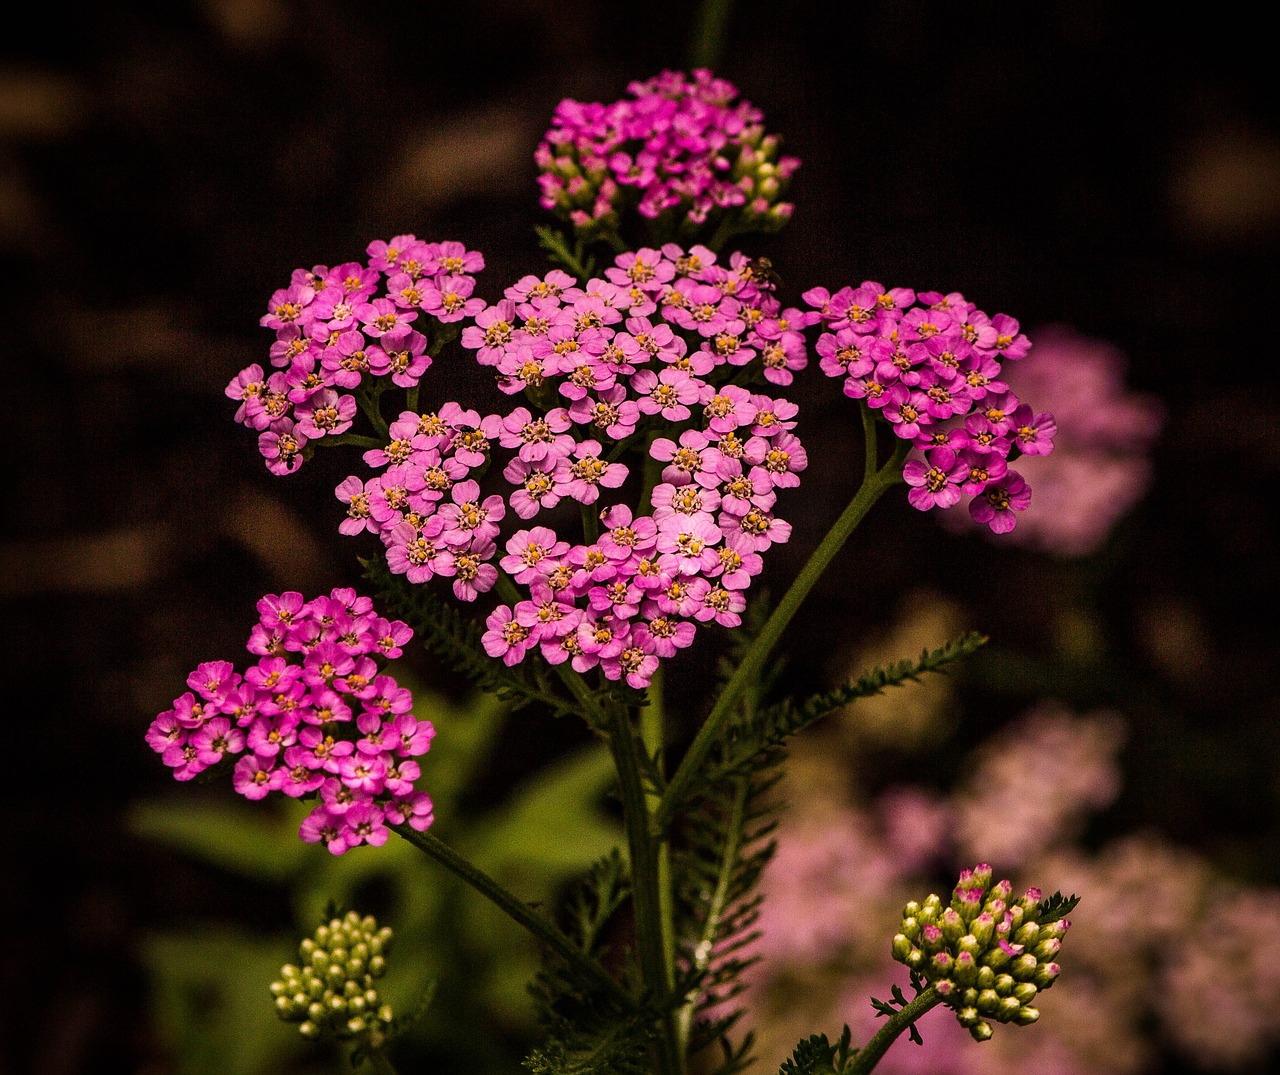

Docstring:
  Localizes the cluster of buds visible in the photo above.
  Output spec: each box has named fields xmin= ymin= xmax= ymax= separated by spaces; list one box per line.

xmin=271 ymin=911 xmax=395 ymax=1044
xmin=535 ymin=68 xmax=799 ymax=238
xmin=891 ymin=863 xmax=1069 ymax=1041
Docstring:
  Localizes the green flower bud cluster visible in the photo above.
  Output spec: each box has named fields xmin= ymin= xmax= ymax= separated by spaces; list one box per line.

xmin=270 ymin=911 xmax=395 ymax=1045
xmin=727 ymin=132 xmax=799 ymax=230
xmin=891 ymin=863 xmax=1069 ymax=1042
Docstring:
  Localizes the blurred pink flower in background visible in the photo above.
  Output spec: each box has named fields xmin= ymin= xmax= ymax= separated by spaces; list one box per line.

xmin=746 ymin=703 xmax=1280 ymax=1073
xmin=944 ymin=326 xmax=1163 ymax=556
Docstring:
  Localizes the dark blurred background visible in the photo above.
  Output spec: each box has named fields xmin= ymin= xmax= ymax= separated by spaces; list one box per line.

xmin=3 ymin=2 xmax=1278 ymax=1073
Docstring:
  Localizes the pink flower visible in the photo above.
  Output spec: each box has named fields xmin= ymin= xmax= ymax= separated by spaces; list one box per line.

xmin=232 ymin=754 xmax=281 ymax=800
xmin=904 ymin=448 xmax=969 ymax=510
xmin=564 ymin=439 xmax=628 ymax=503
xmin=968 ymin=471 xmax=1031 ymax=533
xmin=482 ymin=605 xmax=535 ymax=665
xmin=633 ymin=367 xmax=702 ymax=421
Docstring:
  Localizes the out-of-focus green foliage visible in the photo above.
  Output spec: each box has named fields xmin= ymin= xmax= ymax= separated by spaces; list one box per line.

xmin=130 ymin=671 xmax=624 ymax=1075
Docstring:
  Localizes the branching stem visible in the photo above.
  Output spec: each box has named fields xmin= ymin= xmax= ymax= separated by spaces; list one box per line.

xmin=390 ymin=824 xmax=633 ymax=1011
xmin=848 ymin=986 xmax=943 ymax=1075
xmin=657 ymin=412 xmax=909 ymax=827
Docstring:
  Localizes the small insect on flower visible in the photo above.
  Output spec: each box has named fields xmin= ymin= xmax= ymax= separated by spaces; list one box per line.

xmin=746 ymin=256 xmax=783 ymax=289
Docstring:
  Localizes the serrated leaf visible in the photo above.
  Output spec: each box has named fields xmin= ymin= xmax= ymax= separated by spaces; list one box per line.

xmin=1036 ymin=890 xmax=1081 ymax=924
xmin=708 ymin=631 xmax=989 ymax=784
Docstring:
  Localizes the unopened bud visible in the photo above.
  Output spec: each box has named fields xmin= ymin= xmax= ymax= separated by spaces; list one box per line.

xmin=892 ymin=934 xmax=914 ymax=961
xmin=889 ymin=864 xmax=1074 ymax=1040
xmin=968 ymin=1020 xmax=994 ymax=1042
xmin=270 ymin=910 xmax=396 ymax=1044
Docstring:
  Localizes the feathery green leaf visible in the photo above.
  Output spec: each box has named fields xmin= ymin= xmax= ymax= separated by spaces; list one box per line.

xmin=1036 ymin=891 xmax=1081 ymax=924
xmin=362 ymin=556 xmax=580 ymax=719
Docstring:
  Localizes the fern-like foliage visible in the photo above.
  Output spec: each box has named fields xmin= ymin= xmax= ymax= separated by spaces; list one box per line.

xmin=526 ymin=851 xmax=653 ymax=1075
xmin=535 ymin=225 xmax=598 ymax=284
xmin=1036 ymin=890 xmax=1081 ymax=924
xmin=777 ymin=1026 xmax=856 ymax=1075
xmin=666 ymin=625 xmax=987 ymax=1073
xmin=870 ymin=977 xmax=927 ymax=1046
xmin=670 ymin=601 xmax=785 ymax=1075
xmin=673 ymin=768 xmax=777 ymax=1075
xmin=361 ymin=556 xmax=584 ymax=721
xmin=707 ymin=630 xmax=989 ymax=784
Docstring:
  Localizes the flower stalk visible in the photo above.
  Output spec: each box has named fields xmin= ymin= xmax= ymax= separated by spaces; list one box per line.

xmin=656 ymin=411 xmax=910 ymax=828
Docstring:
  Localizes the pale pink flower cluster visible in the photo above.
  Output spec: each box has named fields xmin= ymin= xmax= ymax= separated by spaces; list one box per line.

xmin=747 ymin=705 xmax=1280 ymax=1073
xmin=536 ymin=68 xmax=799 ymax=232
xmin=943 ymin=326 xmax=1163 ymax=556
xmin=805 ymin=284 xmax=1055 ymax=533
xmin=145 ymin=589 xmax=434 ymax=854
xmin=333 ymin=244 xmax=812 ymax=690
xmin=952 ymin=704 xmax=1127 ymax=866
xmin=230 ymin=236 xmax=484 ymax=474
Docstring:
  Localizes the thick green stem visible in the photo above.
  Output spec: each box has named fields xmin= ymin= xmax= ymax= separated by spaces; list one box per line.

xmin=848 ymin=987 xmax=944 ymax=1075
xmin=656 ymin=413 xmax=910 ymax=828
xmin=607 ymin=703 xmax=683 ymax=1075
xmin=390 ymin=824 xmax=633 ymax=1011
xmin=688 ymin=0 xmax=735 ymax=75
xmin=640 ymin=664 xmax=677 ymax=1017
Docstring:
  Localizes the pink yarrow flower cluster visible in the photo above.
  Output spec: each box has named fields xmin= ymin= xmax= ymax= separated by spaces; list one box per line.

xmin=145 ymin=588 xmax=434 ymax=854
xmin=230 ymin=236 xmax=484 ymax=474
xmin=942 ymin=326 xmax=1163 ymax=556
xmin=333 ymin=244 xmax=812 ymax=690
xmin=537 ymin=68 xmax=799 ymax=233
xmin=805 ymin=284 xmax=1055 ymax=533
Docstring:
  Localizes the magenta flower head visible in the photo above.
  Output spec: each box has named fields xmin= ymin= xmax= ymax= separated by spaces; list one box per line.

xmin=237 ymin=236 xmax=486 ymax=475
xmin=536 ymin=69 xmax=800 ymax=246
xmin=891 ymin=864 xmax=1076 ymax=1042
xmin=288 ymin=239 xmax=812 ymax=694
xmin=146 ymin=589 xmax=433 ymax=854
xmin=805 ymin=284 xmax=1059 ymax=534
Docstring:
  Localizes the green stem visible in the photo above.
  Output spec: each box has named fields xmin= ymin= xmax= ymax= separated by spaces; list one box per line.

xmin=656 ymin=412 xmax=909 ymax=828
xmin=322 ymin=432 xmax=384 ymax=449
xmin=363 ymin=1048 xmax=399 ymax=1075
xmin=704 ymin=212 xmax=740 ymax=255
xmin=357 ymin=387 xmax=390 ymax=439
xmin=687 ymin=0 xmax=735 ymax=71
xmin=427 ymin=320 xmax=460 ymax=357
xmin=606 ymin=703 xmax=683 ymax=1075
xmin=638 ymin=437 xmax=664 ymax=518
xmin=581 ymin=501 xmax=600 ymax=544
xmin=640 ymin=663 xmax=677 ymax=1015
xmin=390 ymin=824 xmax=633 ymax=1011
xmin=674 ymin=773 xmax=749 ymax=1051
xmin=848 ymin=987 xmax=944 ymax=1075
